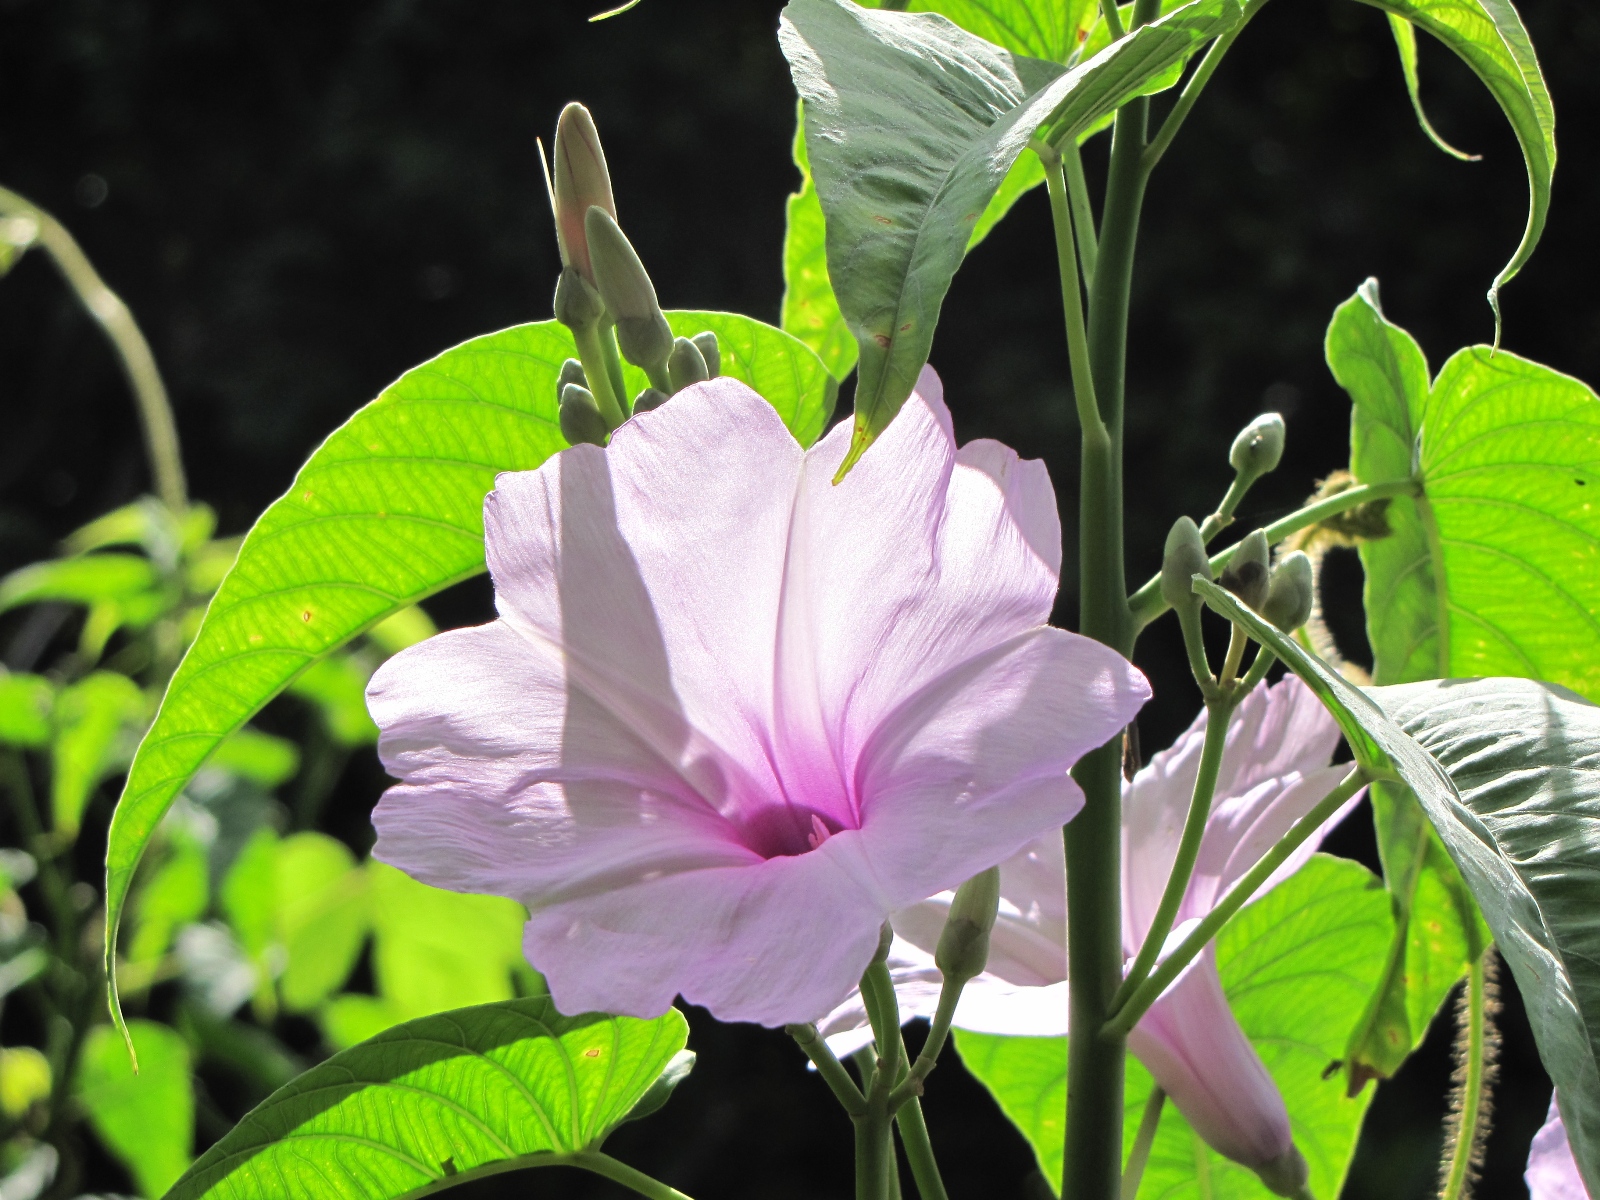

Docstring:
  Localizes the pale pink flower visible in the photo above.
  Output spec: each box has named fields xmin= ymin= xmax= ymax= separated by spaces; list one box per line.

xmin=1528 ymin=1095 xmax=1592 ymax=1200
xmin=821 ymin=676 xmax=1357 ymax=1192
xmin=366 ymin=367 xmax=1148 ymax=1027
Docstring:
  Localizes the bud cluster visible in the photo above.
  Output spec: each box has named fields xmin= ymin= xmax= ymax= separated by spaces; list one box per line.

xmin=546 ymin=102 xmax=727 ymax=445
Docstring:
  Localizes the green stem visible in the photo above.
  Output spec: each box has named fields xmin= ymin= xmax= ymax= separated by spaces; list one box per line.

xmin=889 ymin=974 xmax=962 ymax=1108
xmin=1110 ymin=694 xmax=1232 ymax=1013
xmin=1041 ymin=149 xmax=1107 ymax=445
xmin=1120 ymin=1088 xmax=1166 ymax=1200
xmin=788 ymin=1023 xmax=867 ymax=1116
xmin=1198 ymin=475 xmax=1250 ymax=544
xmin=1104 ymin=766 xmax=1368 ymax=1037
xmin=856 ymin=1105 xmax=895 ymax=1200
xmin=0 ymin=185 xmax=187 ymax=514
xmin=1127 ymin=478 xmax=1420 ymax=631
xmin=1439 ymin=953 xmax=1497 ymax=1200
xmin=1218 ymin=622 xmax=1247 ymax=689
xmin=1235 ymin=645 xmax=1276 ymax=697
xmin=401 ymin=1151 xmax=696 ymax=1200
xmin=861 ymin=960 xmax=904 ymax=1089
xmin=896 ymin=1095 xmax=950 ymax=1200
xmin=569 ymin=321 xmax=628 ymax=428
xmin=1063 ymin=141 xmax=1099 ymax=289
xmin=572 ymin=1153 xmax=698 ymax=1200
xmin=599 ymin=322 xmax=632 ymax=418
xmin=0 ymin=750 xmax=76 ymax=959
xmin=1142 ymin=22 xmax=1242 ymax=173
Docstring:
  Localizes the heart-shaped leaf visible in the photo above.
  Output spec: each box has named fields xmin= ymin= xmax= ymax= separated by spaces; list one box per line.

xmin=104 ymin=314 xmax=833 ymax=1047
xmin=780 ymin=0 xmax=1237 ymax=473
xmin=164 ymin=996 xmax=689 ymax=1200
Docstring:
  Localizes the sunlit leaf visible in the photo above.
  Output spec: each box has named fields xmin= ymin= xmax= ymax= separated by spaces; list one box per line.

xmin=0 ymin=1046 xmax=51 ymax=1119
xmin=1385 ymin=15 xmax=1480 ymax=160
xmin=365 ymin=605 xmax=437 ymax=655
xmin=1197 ymin=579 xmax=1600 ymax=1197
xmin=105 ymin=316 xmax=833 ymax=1044
xmin=165 ymin=995 xmax=690 ymax=1200
xmin=51 ymin=671 xmax=145 ymax=838
xmin=956 ymin=856 xmax=1389 ymax=1195
xmin=77 ymin=1020 xmax=193 ymax=1197
xmin=781 ymin=0 xmax=1236 ymax=473
xmin=207 ymin=727 xmax=300 ymax=788
xmin=0 ymin=553 xmax=158 ymax=611
xmin=0 ymin=672 xmax=54 ymax=749
xmin=128 ymin=828 xmax=209 ymax=965
xmin=1353 ymin=0 xmax=1553 ymax=324
xmin=890 ymin=0 xmax=1099 ymax=62
xmin=782 ymin=109 xmax=859 ymax=381
xmin=288 ymin=653 xmax=380 ymax=746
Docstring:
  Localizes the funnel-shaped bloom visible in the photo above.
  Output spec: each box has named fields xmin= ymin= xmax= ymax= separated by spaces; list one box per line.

xmin=367 ymin=367 xmax=1149 ymax=1027
xmin=551 ymin=102 xmax=616 ymax=283
xmin=1528 ymin=1095 xmax=1592 ymax=1200
xmin=820 ymin=676 xmax=1357 ymax=1190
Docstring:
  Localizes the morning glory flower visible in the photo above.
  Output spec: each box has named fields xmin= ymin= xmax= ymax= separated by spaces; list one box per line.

xmin=1527 ymin=1095 xmax=1591 ymax=1200
xmin=366 ymin=367 xmax=1149 ymax=1028
xmin=820 ymin=676 xmax=1357 ymax=1192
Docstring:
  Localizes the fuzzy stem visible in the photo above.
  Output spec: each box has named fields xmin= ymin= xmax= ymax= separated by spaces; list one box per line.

xmin=1438 ymin=952 xmax=1501 ymax=1200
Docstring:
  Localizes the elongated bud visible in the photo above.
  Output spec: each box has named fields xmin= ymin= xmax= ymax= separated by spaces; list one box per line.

xmin=551 ymin=103 xmax=616 ymax=283
xmin=559 ymin=383 xmax=608 ymax=446
xmin=1229 ymin=413 xmax=1286 ymax=484
xmin=1261 ymin=551 xmax=1314 ymax=632
xmin=1219 ymin=529 xmax=1271 ymax=611
xmin=935 ymin=867 xmax=1001 ymax=985
xmin=557 ymin=358 xmax=588 ymax=395
xmin=668 ymin=337 xmax=709 ymax=393
xmin=633 ymin=387 xmax=669 ymax=414
xmin=1161 ymin=517 xmax=1211 ymax=612
xmin=554 ymin=267 xmax=604 ymax=331
xmin=585 ymin=207 xmax=673 ymax=375
xmin=691 ymin=331 xmax=720 ymax=378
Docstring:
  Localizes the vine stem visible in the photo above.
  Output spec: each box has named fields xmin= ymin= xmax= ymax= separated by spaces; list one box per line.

xmin=1438 ymin=952 xmax=1500 ymax=1200
xmin=1121 ymin=1087 xmax=1166 ymax=1200
xmin=1 ymin=184 xmax=187 ymax=514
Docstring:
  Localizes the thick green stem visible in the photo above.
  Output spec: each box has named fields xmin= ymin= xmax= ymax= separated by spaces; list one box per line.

xmin=574 ymin=1153 xmax=699 ymax=1200
xmin=1110 ymin=695 xmax=1232 ymax=1012
xmin=0 ymin=185 xmax=187 ymax=514
xmin=1063 ymin=141 xmax=1099 ymax=288
xmin=1041 ymin=150 xmax=1107 ymax=445
xmin=1120 ymin=1087 xmax=1166 ymax=1200
xmin=570 ymin=322 xmax=628 ymax=428
xmin=1127 ymin=478 xmax=1421 ymax=631
xmin=1105 ymin=767 xmax=1369 ymax=1037
xmin=599 ymin=322 xmax=631 ymax=418
xmin=788 ymin=1023 xmax=867 ymax=1116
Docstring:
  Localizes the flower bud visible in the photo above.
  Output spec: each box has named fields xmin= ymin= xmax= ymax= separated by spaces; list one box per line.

xmin=557 ymin=357 xmax=588 ymax=395
xmin=668 ymin=337 xmax=709 ymax=393
xmin=559 ymin=383 xmax=608 ymax=447
xmin=1218 ymin=529 xmax=1270 ymax=611
xmin=1254 ymin=1144 xmax=1309 ymax=1198
xmin=1161 ymin=516 xmax=1211 ymax=613
xmin=551 ymin=102 xmax=616 ymax=283
xmin=585 ymin=207 xmax=673 ymax=375
xmin=553 ymin=267 xmax=604 ymax=331
xmin=935 ymin=866 xmax=1001 ymax=986
xmin=1261 ymin=551 xmax=1314 ymax=632
xmin=633 ymin=387 xmax=669 ymax=414
xmin=691 ymin=330 xmax=721 ymax=378
xmin=1228 ymin=413 xmax=1286 ymax=483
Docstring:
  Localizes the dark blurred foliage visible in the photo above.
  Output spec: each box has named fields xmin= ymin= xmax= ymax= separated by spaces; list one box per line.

xmin=2 ymin=0 xmax=1595 ymax=1194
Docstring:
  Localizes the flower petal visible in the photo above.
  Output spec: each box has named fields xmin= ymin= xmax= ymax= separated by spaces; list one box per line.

xmin=1527 ymin=1094 xmax=1591 ymax=1200
xmin=771 ymin=368 xmax=1066 ymax=798
xmin=522 ymin=829 xmax=891 ymax=1025
xmin=483 ymin=378 xmax=803 ymax=834
xmin=1127 ymin=949 xmax=1294 ymax=1171
xmin=370 ymin=622 xmax=754 ymax=906
xmin=855 ymin=627 xmax=1148 ymax=909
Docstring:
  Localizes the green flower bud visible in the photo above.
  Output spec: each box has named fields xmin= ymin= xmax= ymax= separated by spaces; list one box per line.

xmin=1218 ymin=528 xmax=1271 ymax=611
xmin=691 ymin=330 xmax=721 ymax=378
xmin=584 ymin=206 xmax=673 ymax=375
xmin=559 ymin=383 xmax=608 ymax=447
xmin=551 ymin=102 xmax=616 ymax=284
xmin=1161 ymin=516 xmax=1211 ymax=613
xmin=632 ymin=387 xmax=669 ymax=414
xmin=934 ymin=866 xmax=1001 ymax=986
xmin=1254 ymin=1144 xmax=1309 ymax=1198
xmin=557 ymin=357 xmax=588 ymax=395
xmin=553 ymin=266 xmax=604 ymax=331
xmin=1228 ymin=413 xmax=1286 ymax=483
xmin=668 ymin=336 xmax=709 ymax=393
xmin=1261 ymin=551 xmax=1315 ymax=632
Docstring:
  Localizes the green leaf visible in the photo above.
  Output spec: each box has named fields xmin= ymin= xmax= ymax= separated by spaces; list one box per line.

xmin=1386 ymin=15 xmax=1480 ymax=161
xmin=1196 ymin=579 xmax=1600 ymax=1196
xmin=288 ymin=652 xmax=381 ymax=746
xmin=893 ymin=0 xmax=1099 ymax=62
xmin=77 ymin=1020 xmax=194 ymax=1197
xmin=207 ymin=727 xmax=301 ymax=788
xmin=1352 ymin=0 xmax=1553 ymax=323
xmin=128 ymin=828 xmax=209 ymax=965
xmin=52 ymin=670 xmax=146 ymax=838
xmin=366 ymin=605 xmax=437 ymax=655
xmin=164 ymin=996 xmax=690 ymax=1200
xmin=105 ymin=314 xmax=832 ymax=1045
xmin=0 ymin=672 xmax=54 ymax=748
xmin=782 ymin=108 xmax=859 ymax=381
xmin=956 ymin=856 xmax=1390 ymax=1195
xmin=780 ymin=0 xmax=1236 ymax=473
xmin=0 ymin=553 xmax=158 ymax=611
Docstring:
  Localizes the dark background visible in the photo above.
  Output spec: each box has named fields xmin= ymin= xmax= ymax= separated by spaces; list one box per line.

xmin=2 ymin=0 xmax=1595 ymax=1195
